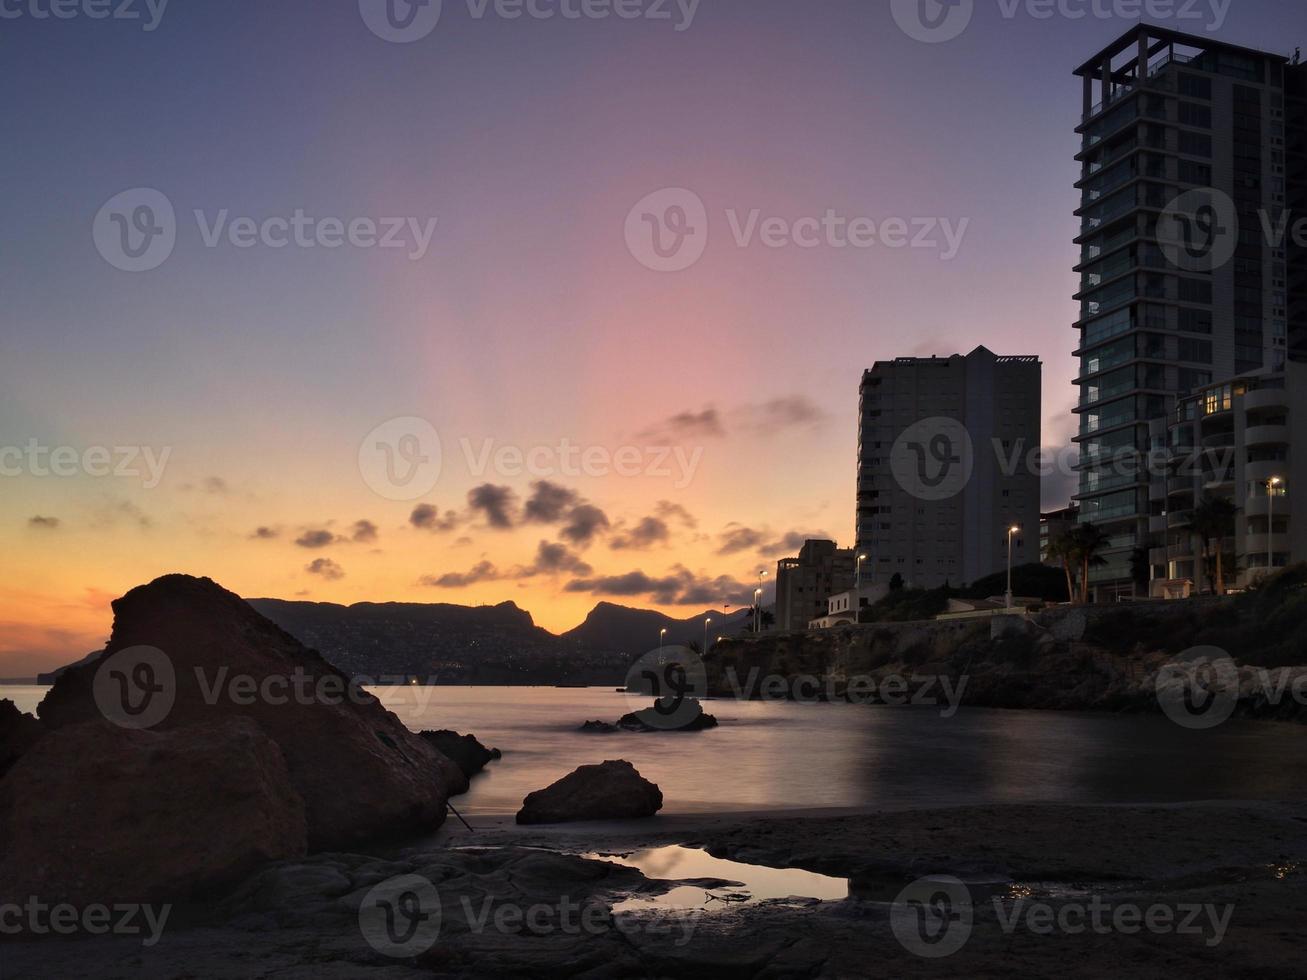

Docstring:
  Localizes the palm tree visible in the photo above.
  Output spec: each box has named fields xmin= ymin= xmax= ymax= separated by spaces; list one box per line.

xmin=1046 ymin=531 xmax=1079 ymax=603
xmin=1189 ymin=494 xmax=1240 ymax=595
xmin=1070 ymin=523 xmax=1111 ymax=604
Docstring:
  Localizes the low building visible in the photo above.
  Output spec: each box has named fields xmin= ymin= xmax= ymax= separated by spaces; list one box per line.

xmin=774 ymin=540 xmax=856 ymax=631
xmin=808 ymin=585 xmax=890 ymax=629
xmin=1148 ymin=362 xmax=1305 ymax=595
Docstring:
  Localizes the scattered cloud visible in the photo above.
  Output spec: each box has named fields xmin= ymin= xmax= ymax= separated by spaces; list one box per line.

xmin=350 ymin=519 xmax=379 ymax=544
xmin=560 ymin=504 xmax=610 ymax=547
xmin=637 ymin=407 xmax=724 ymax=443
xmin=564 ymin=565 xmax=753 ymax=607
xmin=91 ymin=497 xmax=151 ymax=530
xmin=654 ymin=500 xmax=697 ymax=529
xmin=758 ymin=530 xmax=832 ymax=557
xmin=731 ymin=396 xmax=828 ymax=434
xmin=250 ymin=526 xmax=279 ymax=540
xmin=295 ymin=529 xmax=336 ymax=549
xmin=609 ymin=516 xmax=670 ymax=551
xmin=420 ymin=560 xmax=502 ymax=589
xmin=526 ymin=540 xmax=592 ymax=577
xmin=468 ymin=484 xmax=518 ymax=529
xmin=637 ymin=396 xmax=828 ymax=444
xmin=715 ymin=524 xmax=766 ymax=556
xmin=523 ymin=481 xmax=580 ymax=523
xmin=410 ymin=503 xmax=461 ymax=533
xmin=305 ymin=558 xmax=344 ymax=581
xmin=27 ymin=516 xmax=60 ymax=530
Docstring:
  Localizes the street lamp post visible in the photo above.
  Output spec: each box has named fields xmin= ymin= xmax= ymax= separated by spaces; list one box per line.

xmin=659 ymin=627 xmax=667 ymax=654
xmin=703 ymin=617 xmax=712 ymax=655
xmin=1268 ymin=477 xmax=1283 ymax=577
xmin=756 ymin=570 xmax=767 ymax=633
xmin=856 ymin=553 xmax=868 ymax=590
xmin=1006 ymin=525 xmax=1021 ymax=610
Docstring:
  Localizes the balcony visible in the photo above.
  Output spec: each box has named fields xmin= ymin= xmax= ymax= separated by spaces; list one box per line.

xmin=1246 ymin=460 xmax=1288 ymax=484
xmin=1245 ymin=494 xmax=1287 ymax=518
xmin=1167 ymin=509 xmax=1195 ymax=529
xmin=1245 ymin=425 xmax=1290 ymax=447
xmin=1243 ymin=388 xmax=1288 ymax=412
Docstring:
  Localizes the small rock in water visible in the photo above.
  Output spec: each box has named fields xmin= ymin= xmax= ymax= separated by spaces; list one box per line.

xmin=516 ymin=759 xmax=663 ymax=824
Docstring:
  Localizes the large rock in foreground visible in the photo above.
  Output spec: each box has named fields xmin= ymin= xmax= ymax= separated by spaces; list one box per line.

xmin=0 ymin=717 xmax=306 ymax=905
xmin=419 ymin=729 xmax=501 ymax=779
xmin=516 ymin=760 xmax=662 ymax=825
xmin=0 ymin=699 xmax=44 ymax=779
xmin=36 ymin=574 xmax=467 ymax=850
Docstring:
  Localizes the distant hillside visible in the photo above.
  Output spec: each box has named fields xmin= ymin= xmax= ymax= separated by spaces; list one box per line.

xmin=248 ymin=598 xmax=587 ymax=684
xmin=560 ymin=602 xmax=753 ymax=657
xmin=244 ymin=597 xmax=754 ymax=686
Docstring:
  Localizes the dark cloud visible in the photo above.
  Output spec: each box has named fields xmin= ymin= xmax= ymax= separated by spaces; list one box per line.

xmin=250 ymin=526 xmax=279 ymax=540
xmin=295 ymin=529 xmax=336 ymax=549
xmin=523 ymin=481 xmax=580 ymax=523
xmin=410 ymin=504 xmax=460 ymax=533
xmin=419 ymin=561 xmax=502 ymax=588
xmin=637 ymin=407 xmax=725 ymax=443
xmin=528 ymin=541 xmax=592 ymax=576
xmin=654 ymin=500 xmax=697 ymax=529
xmin=609 ymin=516 xmax=671 ymax=551
xmin=565 ymin=565 xmax=752 ymax=607
xmin=560 ymin=504 xmax=610 ymax=547
xmin=468 ymin=484 xmax=518 ymax=529
xmin=351 ymin=519 xmax=379 ymax=544
xmin=92 ymin=498 xmax=151 ymax=530
xmin=715 ymin=524 xmax=766 ymax=556
xmin=759 ymin=530 xmax=833 ymax=557
xmin=202 ymin=476 xmax=230 ymax=495
xmin=733 ymin=397 xmax=828 ymax=434
xmin=27 ymin=516 xmax=60 ymax=530
xmin=305 ymin=558 xmax=344 ymax=581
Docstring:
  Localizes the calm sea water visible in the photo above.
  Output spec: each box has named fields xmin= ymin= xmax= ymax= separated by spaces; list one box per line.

xmin=7 ymin=684 xmax=1307 ymax=815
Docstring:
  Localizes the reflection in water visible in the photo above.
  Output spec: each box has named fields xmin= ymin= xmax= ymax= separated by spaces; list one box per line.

xmin=586 ymin=845 xmax=848 ymax=913
xmin=14 ymin=684 xmax=1304 ymax=816
xmin=366 ymin=686 xmax=1307 ymax=816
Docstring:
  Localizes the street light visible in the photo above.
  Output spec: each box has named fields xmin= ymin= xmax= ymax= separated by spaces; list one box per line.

xmin=1268 ymin=477 xmax=1283 ymax=577
xmin=703 ymin=617 xmax=712 ymax=655
xmin=756 ymin=570 xmax=767 ymax=633
xmin=856 ymin=553 xmax=868 ymax=590
xmin=659 ymin=627 xmax=668 ymax=653
xmin=1006 ymin=525 xmax=1021 ymax=610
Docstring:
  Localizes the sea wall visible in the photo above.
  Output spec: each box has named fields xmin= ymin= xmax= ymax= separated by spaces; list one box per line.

xmin=704 ymin=599 xmax=1307 ymax=720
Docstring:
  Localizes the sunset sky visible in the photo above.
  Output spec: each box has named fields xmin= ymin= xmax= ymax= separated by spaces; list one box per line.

xmin=1 ymin=0 xmax=1298 ymax=674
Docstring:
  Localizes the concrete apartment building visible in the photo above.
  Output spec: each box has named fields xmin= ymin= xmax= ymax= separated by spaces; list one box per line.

xmin=773 ymin=539 xmax=855 ymax=632
xmin=1040 ymin=504 xmax=1081 ymax=565
xmin=1150 ymin=360 xmax=1306 ymax=595
xmin=856 ymin=346 xmax=1041 ymax=590
xmin=1074 ymin=27 xmax=1306 ymax=599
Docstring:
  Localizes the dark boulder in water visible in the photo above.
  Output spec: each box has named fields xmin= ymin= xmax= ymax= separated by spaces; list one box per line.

xmin=516 ymin=759 xmax=662 ymax=825
xmin=420 ymin=729 xmax=501 ymax=779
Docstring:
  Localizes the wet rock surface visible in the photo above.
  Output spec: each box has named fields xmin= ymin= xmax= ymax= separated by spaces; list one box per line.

xmin=5 ymin=804 xmax=1307 ymax=978
xmin=579 ymin=698 xmax=719 ymax=733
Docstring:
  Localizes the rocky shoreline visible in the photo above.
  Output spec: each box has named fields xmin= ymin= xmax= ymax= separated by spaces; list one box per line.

xmin=5 ymin=801 xmax=1307 ymax=977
